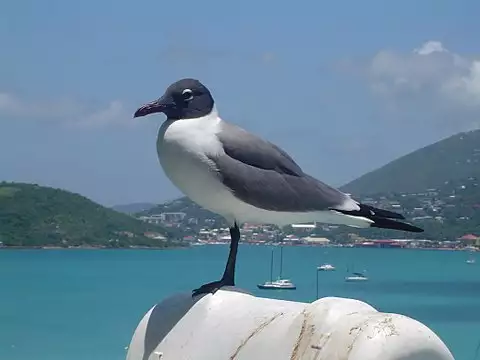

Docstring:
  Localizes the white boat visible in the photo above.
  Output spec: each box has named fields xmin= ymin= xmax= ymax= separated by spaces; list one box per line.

xmin=345 ymin=272 xmax=369 ymax=282
xmin=466 ymin=251 xmax=476 ymax=264
xmin=257 ymin=246 xmax=296 ymax=290
xmin=257 ymin=278 xmax=297 ymax=290
xmin=317 ymin=264 xmax=336 ymax=271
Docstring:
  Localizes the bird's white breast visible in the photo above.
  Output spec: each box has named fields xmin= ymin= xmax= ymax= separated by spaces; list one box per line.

xmin=156 ymin=111 xmax=238 ymax=222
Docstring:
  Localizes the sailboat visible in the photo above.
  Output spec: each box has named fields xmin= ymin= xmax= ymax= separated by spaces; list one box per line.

xmin=345 ymin=272 xmax=369 ymax=282
xmin=345 ymin=263 xmax=368 ymax=282
xmin=466 ymin=250 xmax=476 ymax=264
xmin=257 ymin=246 xmax=296 ymax=290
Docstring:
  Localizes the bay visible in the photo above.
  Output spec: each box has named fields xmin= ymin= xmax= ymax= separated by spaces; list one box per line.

xmin=0 ymin=245 xmax=478 ymax=360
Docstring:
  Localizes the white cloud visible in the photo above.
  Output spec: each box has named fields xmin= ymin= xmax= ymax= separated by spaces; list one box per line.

xmin=413 ymin=40 xmax=447 ymax=55
xmin=367 ymin=41 xmax=480 ymax=108
xmin=0 ymin=92 xmax=134 ymax=129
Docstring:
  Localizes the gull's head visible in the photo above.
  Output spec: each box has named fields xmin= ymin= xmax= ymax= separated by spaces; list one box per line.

xmin=134 ymin=78 xmax=214 ymax=120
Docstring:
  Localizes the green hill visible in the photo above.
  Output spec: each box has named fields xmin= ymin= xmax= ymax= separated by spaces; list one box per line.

xmin=323 ymin=175 xmax=480 ymax=241
xmin=0 ymin=182 xmax=175 ymax=248
xmin=138 ymin=197 xmax=225 ymax=235
xmin=341 ymin=129 xmax=480 ymax=196
xmin=139 ymin=197 xmax=221 ymax=224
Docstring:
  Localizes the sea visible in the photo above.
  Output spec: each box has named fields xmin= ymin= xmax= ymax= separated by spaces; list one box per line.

xmin=0 ymin=245 xmax=478 ymax=360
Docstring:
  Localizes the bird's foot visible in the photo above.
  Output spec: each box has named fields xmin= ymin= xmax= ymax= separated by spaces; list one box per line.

xmin=192 ymin=277 xmax=233 ymax=298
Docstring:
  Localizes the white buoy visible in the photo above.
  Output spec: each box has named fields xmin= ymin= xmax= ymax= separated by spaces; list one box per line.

xmin=126 ymin=288 xmax=454 ymax=360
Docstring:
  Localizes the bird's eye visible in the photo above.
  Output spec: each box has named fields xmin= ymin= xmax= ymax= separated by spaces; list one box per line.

xmin=181 ymin=89 xmax=194 ymax=101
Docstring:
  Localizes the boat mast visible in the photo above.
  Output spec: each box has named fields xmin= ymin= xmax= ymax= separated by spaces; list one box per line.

xmin=270 ymin=248 xmax=274 ymax=282
xmin=279 ymin=246 xmax=283 ymax=279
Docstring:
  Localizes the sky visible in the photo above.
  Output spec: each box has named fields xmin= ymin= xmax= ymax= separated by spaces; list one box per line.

xmin=1 ymin=0 xmax=480 ymax=206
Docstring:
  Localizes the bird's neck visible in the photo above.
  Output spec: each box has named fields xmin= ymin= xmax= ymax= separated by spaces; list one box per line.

xmin=211 ymin=104 xmax=219 ymax=114
xmin=161 ymin=107 xmax=222 ymax=143
xmin=202 ymin=105 xmax=219 ymax=120
xmin=166 ymin=106 xmax=221 ymax=126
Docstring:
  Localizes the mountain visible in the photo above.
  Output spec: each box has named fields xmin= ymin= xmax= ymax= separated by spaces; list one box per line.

xmin=139 ymin=197 xmax=217 ymax=221
xmin=341 ymin=130 xmax=480 ymax=196
xmin=326 ymin=175 xmax=480 ymax=241
xmin=138 ymin=197 xmax=225 ymax=234
xmin=0 ymin=182 xmax=175 ymax=248
xmin=112 ymin=202 xmax=157 ymax=214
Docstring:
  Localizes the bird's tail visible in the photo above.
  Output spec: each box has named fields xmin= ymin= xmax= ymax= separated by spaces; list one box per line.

xmin=333 ymin=203 xmax=424 ymax=233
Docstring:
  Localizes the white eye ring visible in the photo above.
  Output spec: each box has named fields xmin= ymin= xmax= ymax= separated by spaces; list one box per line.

xmin=182 ymin=89 xmax=194 ymax=101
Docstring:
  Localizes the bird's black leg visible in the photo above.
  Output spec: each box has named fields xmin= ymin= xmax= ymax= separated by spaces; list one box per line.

xmin=192 ymin=223 xmax=240 ymax=297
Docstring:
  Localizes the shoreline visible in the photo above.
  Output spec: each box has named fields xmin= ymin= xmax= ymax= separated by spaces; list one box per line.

xmin=0 ymin=243 xmax=476 ymax=251
xmin=0 ymin=244 xmax=187 ymax=250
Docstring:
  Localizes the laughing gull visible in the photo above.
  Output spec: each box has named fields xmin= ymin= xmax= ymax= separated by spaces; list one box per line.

xmin=134 ymin=78 xmax=423 ymax=297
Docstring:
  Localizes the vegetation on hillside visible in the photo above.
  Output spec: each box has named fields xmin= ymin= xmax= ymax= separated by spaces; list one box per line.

xmin=341 ymin=130 xmax=480 ymax=196
xmin=112 ymin=202 xmax=156 ymax=215
xmin=0 ymin=182 xmax=176 ymax=248
xmin=312 ymin=176 xmax=480 ymax=242
xmin=139 ymin=197 xmax=225 ymax=236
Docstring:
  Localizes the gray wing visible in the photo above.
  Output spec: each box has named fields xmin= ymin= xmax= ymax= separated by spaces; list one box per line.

xmin=211 ymin=122 xmax=356 ymax=212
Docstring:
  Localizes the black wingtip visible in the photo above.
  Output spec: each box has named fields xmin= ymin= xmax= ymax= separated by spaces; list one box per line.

xmin=333 ymin=203 xmax=406 ymax=220
xmin=362 ymin=204 xmax=405 ymax=220
xmin=370 ymin=217 xmax=424 ymax=233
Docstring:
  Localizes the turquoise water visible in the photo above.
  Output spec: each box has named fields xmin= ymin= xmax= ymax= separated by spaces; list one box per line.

xmin=0 ymin=245 xmax=478 ymax=360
